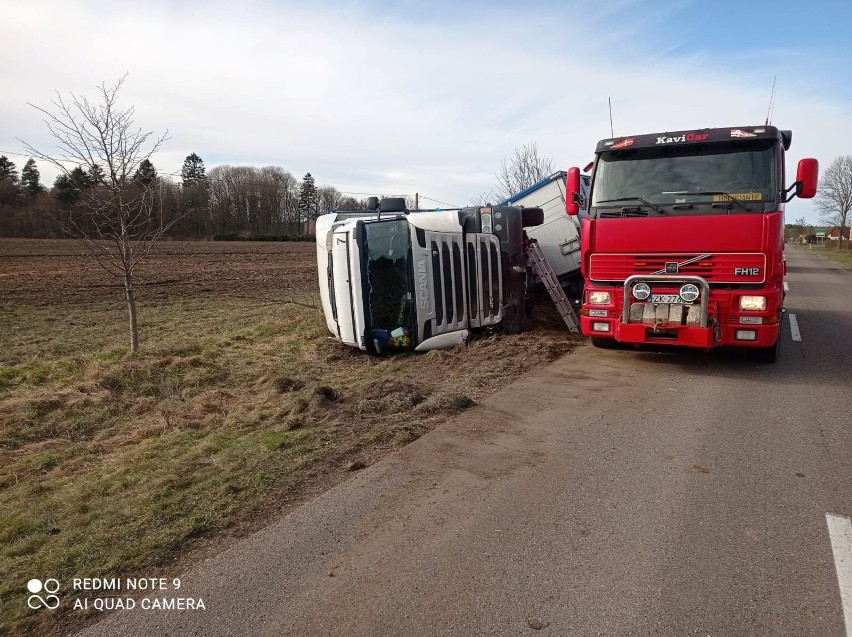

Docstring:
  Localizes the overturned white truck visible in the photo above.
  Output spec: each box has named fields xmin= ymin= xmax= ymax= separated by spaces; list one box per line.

xmin=315 ymin=197 xmax=543 ymax=352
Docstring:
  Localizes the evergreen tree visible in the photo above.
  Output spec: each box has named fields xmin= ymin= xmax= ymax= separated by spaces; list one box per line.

xmin=180 ymin=153 xmax=208 ymax=234
xmin=0 ymin=156 xmax=18 ymax=183
xmin=181 ymin=153 xmax=206 ymax=187
xmin=297 ymin=172 xmax=317 ymax=221
xmin=133 ymin=159 xmax=158 ymax=186
xmin=52 ymin=166 xmax=93 ymax=205
xmin=88 ymin=164 xmax=106 ymax=185
xmin=0 ymin=156 xmax=20 ymax=205
xmin=21 ymin=159 xmax=44 ymax=197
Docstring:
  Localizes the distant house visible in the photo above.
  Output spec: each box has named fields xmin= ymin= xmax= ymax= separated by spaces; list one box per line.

xmin=825 ymin=226 xmax=851 ymax=241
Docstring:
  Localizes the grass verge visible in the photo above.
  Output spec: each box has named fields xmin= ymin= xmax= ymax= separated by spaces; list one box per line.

xmin=808 ymin=244 xmax=852 ymax=271
xmin=0 ymin=293 xmax=578 ymax=635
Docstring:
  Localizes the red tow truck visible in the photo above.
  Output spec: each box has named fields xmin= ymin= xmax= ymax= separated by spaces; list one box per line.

xmin=565 ymin=125 xmax=818 ymax=362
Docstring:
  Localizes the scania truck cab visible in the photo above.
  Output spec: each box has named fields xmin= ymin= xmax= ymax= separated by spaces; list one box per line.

xmin=565 ymin=125 xmax=818 ymax=362
xmin=315 ymin=198 xmax=539 ymax=352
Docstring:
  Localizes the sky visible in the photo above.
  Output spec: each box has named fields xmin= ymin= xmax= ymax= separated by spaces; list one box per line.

xmin=3 ymin=0 xmax=852 ymax=224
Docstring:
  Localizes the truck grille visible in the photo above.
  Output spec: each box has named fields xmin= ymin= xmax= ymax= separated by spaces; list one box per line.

xmin=428 ymin=233 xmax=502 ymax=335
xmin=589 ymin=253 xmax=766 ymax=284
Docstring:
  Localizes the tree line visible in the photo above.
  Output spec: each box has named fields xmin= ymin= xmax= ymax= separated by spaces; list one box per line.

xmin=7 ymin=76 xmax=547 ymax=354
xmin=0 ymin=152 xmax=368 ymax=239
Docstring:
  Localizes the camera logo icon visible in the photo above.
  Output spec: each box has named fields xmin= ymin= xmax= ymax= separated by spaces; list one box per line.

xmin=27 ymin=578 xmax=61 ymax=610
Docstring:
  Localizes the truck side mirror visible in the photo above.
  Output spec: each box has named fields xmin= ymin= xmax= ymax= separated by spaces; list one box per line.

xmin=795 ymin=158 xmax=819 ymax=199
xmin=566 ymin=167 xmax=580 ymax=216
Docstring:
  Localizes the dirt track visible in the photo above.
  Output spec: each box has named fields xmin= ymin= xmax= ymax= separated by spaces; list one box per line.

xmin=0 ymin=239 xmax=317 ymax=305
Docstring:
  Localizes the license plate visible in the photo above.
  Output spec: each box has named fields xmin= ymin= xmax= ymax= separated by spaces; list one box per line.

xmin=651 ymin=294 xmax=681 ymax=304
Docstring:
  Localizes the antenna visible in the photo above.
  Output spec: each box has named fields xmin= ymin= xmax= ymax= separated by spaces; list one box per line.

xmin=765 ymin=76 xmax=777 ymax=126
xmin=608 ymin=97 xmax=614 ymax=137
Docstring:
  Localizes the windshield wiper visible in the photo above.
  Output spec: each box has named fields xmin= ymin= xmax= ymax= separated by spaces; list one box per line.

xmin=690 ymin=191 xmax=752 ymax=212
xmin=595 ymin=196 xmax=663 ymax=213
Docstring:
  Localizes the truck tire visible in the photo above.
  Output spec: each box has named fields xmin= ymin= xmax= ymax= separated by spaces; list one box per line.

xmin=591 ymin=336 xmax=618 ymax=349
xmin=521 ymin=207 xmax=544 ymax=227
xmin=750 ymin=338 xmax=779 ymax=363
xmin=380 ymin=197 xmax=406 ymax=212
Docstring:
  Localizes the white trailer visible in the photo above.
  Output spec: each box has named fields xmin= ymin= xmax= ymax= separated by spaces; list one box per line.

xmin=500 ymin=171 xmax=590 ymax=296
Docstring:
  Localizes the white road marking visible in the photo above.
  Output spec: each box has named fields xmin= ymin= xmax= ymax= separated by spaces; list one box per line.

xmin=784 ymin=281 xmax=790 ymax=293
xmin=789 ymin=313 xmax=802 ymax=341
xmin=826 ymin=513 xmax=852 ymax=637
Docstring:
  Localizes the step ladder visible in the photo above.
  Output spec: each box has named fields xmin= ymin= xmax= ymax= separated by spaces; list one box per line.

xmin=526 ymin=239 xmax=579 ymax=332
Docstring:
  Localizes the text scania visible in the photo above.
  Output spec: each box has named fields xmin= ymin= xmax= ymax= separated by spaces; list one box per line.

xmin=656 ymin=133 xmax=710 ymax=144
xmin=417 ymin=258 xmax=429 ymax=310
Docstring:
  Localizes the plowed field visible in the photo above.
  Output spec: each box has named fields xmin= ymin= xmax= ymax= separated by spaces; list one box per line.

xmin=0 ymin=239 xmax=317 ymax=305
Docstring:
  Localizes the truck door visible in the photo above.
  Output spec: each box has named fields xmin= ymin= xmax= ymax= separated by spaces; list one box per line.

xmin=330 ymin=229 xmax=359 ymax=347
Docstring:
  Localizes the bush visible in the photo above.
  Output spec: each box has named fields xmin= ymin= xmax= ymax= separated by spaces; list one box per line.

xmin=821 ymin=240 xmax=852 ymax=251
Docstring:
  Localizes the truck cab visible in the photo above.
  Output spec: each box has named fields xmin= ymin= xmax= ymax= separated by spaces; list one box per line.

xmin=316 ymin=198 xmax=538 ymax=352
xmin=565 ymin=126 xmax=819 ymax=362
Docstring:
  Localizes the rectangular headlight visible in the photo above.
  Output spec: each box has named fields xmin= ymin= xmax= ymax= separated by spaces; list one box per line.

xmin=735 ymin=329 xmax=758 ymax=341
xmin=592 ymin=322 xmax=610 ymax=332
xmin=739 ymin=295 xmax=766 ymax=311
xmin=480 ymin=213 xmax=492 ymax=234
xmin=589 ymin=291 xmax=611 ymax=305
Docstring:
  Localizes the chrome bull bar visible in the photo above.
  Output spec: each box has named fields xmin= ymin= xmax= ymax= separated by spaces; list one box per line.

xmin=622 ymin=274 xmax=711 ymax=329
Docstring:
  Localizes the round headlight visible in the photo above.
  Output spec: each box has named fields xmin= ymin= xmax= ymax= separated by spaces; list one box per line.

xmin=632 ymin=282 xmax=650 ymax=300
xmin=679 ymin=283 xmax=700 ymax=303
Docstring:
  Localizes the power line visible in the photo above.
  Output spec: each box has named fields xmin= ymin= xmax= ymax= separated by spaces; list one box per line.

xmin=0 ymin=150 xmax=38 ymax=158
xmin=337 ymin=190 xmax=411 ymax=197
xmin=418 ymin=195 xmax=456 ymax=207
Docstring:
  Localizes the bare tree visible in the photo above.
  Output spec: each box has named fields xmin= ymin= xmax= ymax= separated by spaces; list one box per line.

xmin=316 ymin=185 xmax=344 ymax=217
xmin=492 ymin=142 xmax=555 ymax=203
xmin=23 ymin=76 xmax=173 ymax=353
xmin=815 ymin=155 xmax=852 ymax=249
xmin=469 ymin=192 xmax=493 ymax=207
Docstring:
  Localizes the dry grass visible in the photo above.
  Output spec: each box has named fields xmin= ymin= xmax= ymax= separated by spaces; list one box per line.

xmin=0 ymin=240 xmax=580 ymax=636
xmin=809 ymin=243 xmax=852 ymax=271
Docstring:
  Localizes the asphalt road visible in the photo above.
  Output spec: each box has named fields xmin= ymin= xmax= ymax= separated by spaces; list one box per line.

xmin=77 ymin=245 xmax=852 ymax=637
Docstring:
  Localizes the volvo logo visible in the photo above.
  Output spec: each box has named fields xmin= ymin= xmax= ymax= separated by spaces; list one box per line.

xmin=653 ymin=254 xmax=713 ymax=275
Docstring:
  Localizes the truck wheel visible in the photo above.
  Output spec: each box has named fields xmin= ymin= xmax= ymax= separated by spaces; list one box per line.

xmin=591 ymin=337 xmax=618 ymax=349
xmin=750 ymin=339 xmax=779 ymax=363
xmin=521 ymin=207 xmax=544 ymax=227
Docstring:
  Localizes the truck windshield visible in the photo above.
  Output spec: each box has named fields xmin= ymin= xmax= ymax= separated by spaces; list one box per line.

xmin=591 ymin=140 xmax=777 ymax=214
xmin=363 ymin=219 xmax=415 ymax=335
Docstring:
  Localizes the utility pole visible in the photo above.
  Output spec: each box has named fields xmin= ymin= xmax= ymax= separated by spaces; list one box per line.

xmin=415 ymin=192 xmax=419 ymax=210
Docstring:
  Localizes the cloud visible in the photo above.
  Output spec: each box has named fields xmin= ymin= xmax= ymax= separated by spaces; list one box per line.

xmin=3 ymin=0 xmax=850 ymax=222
